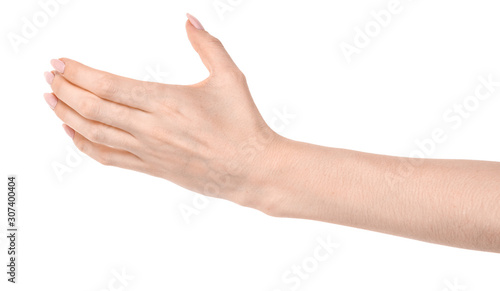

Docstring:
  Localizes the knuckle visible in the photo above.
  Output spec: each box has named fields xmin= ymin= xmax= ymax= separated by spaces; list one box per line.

xmin=156 ymin=85 xmax=182 ymax=112
xmin=87 ymin=126 xmax=105 ymax=143
xmin=222 ymin=68 xmax=246 ymax=83
xmin=74 ymin=137 xmax=87 ymax=154
xmin=112 ymin=104 xmax=129 ymax=121
xmin=208 ymin=36 xmax=223 ymax=48
xmin=96 ymin=75 xmax=117 ymax=96
xmin=79 ymin=98 xmax=100 ymax=119
xmin=59 ymin=58 xmax=73 ymax=73
xmin=148 ymin=126 xmax=169 ymax=142
xmin=51 ymin=74 xmax=63 ymax=92
xmin=96 ymin=152 xmax=112 ymax=166
xmin=101 ymin=103 xmax=127 ymax=125
xmin=54 ymin=105 xmax=68 ymax=121
xmin=129 ymin=84 xmax=148 ymax=103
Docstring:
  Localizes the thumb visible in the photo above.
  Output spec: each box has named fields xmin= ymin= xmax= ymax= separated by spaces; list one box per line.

xmin=185 ymin=14 xmax=237 ymax=75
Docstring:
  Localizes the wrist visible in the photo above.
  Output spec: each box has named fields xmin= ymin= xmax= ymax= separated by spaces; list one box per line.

xmin=227 ymin=128 xmax=291 ymax=213
xmin=244 ymin=136 xmax=372 ymax=223
xmin=241 ymin=135 xmax=312 ymax=217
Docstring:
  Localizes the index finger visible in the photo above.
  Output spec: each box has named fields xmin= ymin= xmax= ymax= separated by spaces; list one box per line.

xmin=51 ymin=58 xmax=158 ymax=111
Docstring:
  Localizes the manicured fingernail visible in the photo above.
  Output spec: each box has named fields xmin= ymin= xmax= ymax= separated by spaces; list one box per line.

xmin=50 ymin=59 xmax=65 ymax=74
xmin=62 ymin=124 xmax=75 ymax=139
xmin=44 ymin=71 xmax=54 ymax=85
xmin=186 ymin=13 xmax=204 ymax=30
xmin=43 ymin=93 xmax=58 ymax=109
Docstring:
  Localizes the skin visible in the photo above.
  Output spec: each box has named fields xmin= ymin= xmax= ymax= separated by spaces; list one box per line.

xmin=44 ymin=17 xmax=500 ymax=253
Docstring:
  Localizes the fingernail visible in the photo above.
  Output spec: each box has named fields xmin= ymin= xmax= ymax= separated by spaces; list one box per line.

xmin=43 ymin=93 xmax=58 ymax=109
xmin=186 ymin=13 xmax=204 ymax=30
xmin=62 ymin=124 xmax=75 ymax=139
xmin=50 ymin=59 xmax=65 ymax=74
xmin=44 ymin=71 xmax=54 ymax=85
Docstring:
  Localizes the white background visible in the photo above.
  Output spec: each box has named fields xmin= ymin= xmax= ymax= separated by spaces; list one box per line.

xmin=1 ymin=0 xmax=500 ymax=290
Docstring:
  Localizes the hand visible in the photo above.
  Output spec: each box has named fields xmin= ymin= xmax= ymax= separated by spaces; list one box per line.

xmin=43 ymin=15 xmax=282 ymax=209
xmin=43 ymin=15 xmax=500 ymax=252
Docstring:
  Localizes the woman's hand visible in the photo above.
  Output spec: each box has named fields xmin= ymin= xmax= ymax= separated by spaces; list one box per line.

xmin=43 ymin=14 xmax=500 ymax=252
xmin=43 ymin=15 xmax=282 ymax=209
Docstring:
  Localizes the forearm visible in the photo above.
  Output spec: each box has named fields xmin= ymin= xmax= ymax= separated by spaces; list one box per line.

xmin=253 ymin=137 xmax=500 ymax=252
